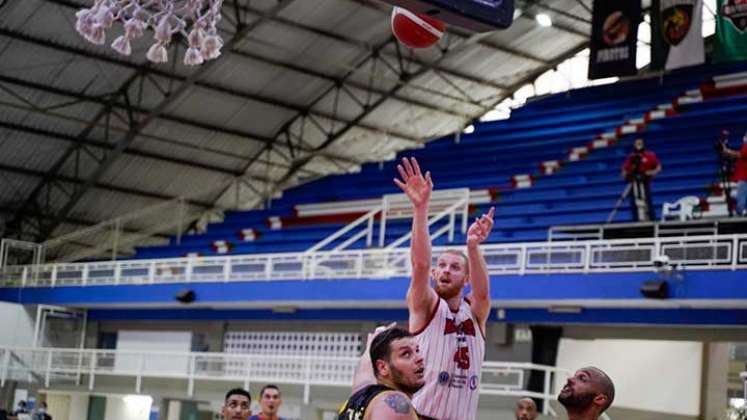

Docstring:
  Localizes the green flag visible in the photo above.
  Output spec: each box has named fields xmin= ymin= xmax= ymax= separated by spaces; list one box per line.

xmin=714 ymin=0 xmax=747 ymax=62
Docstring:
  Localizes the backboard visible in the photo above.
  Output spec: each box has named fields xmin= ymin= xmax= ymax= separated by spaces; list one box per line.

xmin=381 ymin=0 xmax=515 ymax=31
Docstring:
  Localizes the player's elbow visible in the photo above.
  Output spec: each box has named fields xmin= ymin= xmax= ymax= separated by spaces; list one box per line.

xmin=471 ymin=289 xmax=490 ymax=302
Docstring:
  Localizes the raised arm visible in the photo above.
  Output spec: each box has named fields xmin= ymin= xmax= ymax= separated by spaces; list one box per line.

xmin=466 ymin=207 xmax=495 ymax=333
xmin=393 ymin=157 xmax=437 ymax=332
xmin=351 ymin=323 xmax=395 ymax=394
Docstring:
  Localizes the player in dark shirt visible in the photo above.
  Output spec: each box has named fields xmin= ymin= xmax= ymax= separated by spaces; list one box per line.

xmin=338 ymin=327 xmax=426 ymax=420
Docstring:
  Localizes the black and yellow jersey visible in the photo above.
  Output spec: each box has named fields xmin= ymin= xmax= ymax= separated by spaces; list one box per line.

xmin=338 ymin=384 xmax=424 ymax=420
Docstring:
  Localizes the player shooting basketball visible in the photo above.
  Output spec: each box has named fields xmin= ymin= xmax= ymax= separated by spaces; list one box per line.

xmin=393 ymin=157 xmax=494 ymax=420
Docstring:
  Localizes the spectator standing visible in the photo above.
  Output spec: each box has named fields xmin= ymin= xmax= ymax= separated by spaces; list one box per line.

xmin=621 ymin=138 xmax=662 ymax=221
xmin=720 ymin=130 xmax=747 ymax=216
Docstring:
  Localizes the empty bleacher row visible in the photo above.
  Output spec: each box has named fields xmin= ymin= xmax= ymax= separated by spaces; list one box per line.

xmin=132 ymin=63 xmax=747 ymax=260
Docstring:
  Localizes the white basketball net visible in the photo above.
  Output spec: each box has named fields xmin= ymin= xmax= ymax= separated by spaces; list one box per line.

xmin=75 ymin=0 xmax=225 ymax=65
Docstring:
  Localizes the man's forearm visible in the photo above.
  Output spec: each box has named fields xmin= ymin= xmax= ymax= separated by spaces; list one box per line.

xmin=724 ymin=148 xmax=741 ymax=159
xmin=467 ymin=243 xmax=489 ymax=300
xmin=411 ymin=206 xmax=431 ymax=270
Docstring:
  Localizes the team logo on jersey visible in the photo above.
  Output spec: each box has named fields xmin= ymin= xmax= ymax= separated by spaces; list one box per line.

xmin=469 ymin=374 xmax=479 ymax=391
xmin=722 ymin=0 xmax=747 ymax=32
xmin=660 ymin=1 xmax=694 ymax=46
xmin=438 ymin=371 xmax=450 ymax=385
xmin=444 ymin=318 xmax=476 ymax=336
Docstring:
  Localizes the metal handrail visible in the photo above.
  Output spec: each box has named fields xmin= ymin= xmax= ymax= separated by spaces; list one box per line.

xmin=379 ymin=188 xmax=470 ymax=247
xmin=0 ymin=345 xmax=567 ymax=413
xmin=306 ymin=206 xmax=382 ymax=253
xmin=386 ymin=198 xmax=469 ymax=250
xmin=0 ymin=234 xmax=744 ymax=288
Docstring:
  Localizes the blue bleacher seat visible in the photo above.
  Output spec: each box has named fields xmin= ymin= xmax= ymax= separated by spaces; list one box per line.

xmin=132 ymin=63 xmax=747 ymax=259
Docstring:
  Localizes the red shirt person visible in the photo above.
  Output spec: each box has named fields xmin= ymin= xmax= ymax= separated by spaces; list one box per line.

xmin=621 ymin=139 xmax=662 ymax=181
xmin=722 ymin=132 xmax=747 ymax=215
xmin=620 ymin=139 xmax=662 ymax=221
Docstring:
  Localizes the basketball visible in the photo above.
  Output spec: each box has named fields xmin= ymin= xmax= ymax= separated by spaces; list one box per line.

xmin=391 ymin=6 xmax=446 ymax=49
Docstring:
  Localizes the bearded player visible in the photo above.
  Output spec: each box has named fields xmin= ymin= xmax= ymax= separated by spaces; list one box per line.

xmin=393 ymin=157 xmax=494 ymax=420
xmin=339 ymin=326 xmax=426 ymax=419
xmin=558 ymin=367 xmax=615 ymax=420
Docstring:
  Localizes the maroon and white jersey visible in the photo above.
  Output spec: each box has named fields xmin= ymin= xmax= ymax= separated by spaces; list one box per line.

xmin=411 ymin=297 xmax=485 ymax=420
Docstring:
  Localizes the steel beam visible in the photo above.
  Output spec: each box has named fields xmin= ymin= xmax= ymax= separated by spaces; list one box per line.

xmin=5 ymin=0 xmax=297 ymax=242
xmin=0 ymin=74 xmax=340 ymax=174
xmin=269 ymin=32 xmax=496 ymax=190
xmin=0 ymin=162 xmax=213 ymax=208
xmin=0 ymin=27 xmax=421 ymax=144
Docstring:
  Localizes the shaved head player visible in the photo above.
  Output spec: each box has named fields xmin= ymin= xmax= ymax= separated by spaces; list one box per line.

xmin=394 ymin=157 xmax=495 ymax=420
xmin=515 ymin=398 xmax=538 ymax=420
xmin=558 ymin=367 xmax=615 ymax=420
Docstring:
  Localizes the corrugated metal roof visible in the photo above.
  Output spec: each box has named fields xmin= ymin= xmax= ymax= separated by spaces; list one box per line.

xmin=0 ymin=0 xmax=592 ymax=251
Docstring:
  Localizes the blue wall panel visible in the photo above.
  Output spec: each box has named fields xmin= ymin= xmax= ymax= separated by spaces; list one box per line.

xmin=0 ymin=269 xmax=743 ymax=306
xmin=85 ymin=307 xmax=747 ymax=326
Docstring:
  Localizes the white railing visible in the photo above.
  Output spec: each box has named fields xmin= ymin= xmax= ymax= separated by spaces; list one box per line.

xmin=378 ymin=188 xmax=470 ymax=247
xmin=0 ymin=234 xmax=745 ymax=288
xmin=0 ymin=346 xmax=565 ymax=414
xmin=386 ymin=196 xmax=469 ymax=250
xmin=547 ymin=217 xmax=747 ymax=242
xmin=306 ymin=207 xmax=382 ymax=253
xmin=305 ymin=188 xmax=470 ymax=254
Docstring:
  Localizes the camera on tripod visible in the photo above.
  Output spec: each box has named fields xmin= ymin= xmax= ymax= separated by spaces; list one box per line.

xmin=627 ymin=152 xmax=644 ymax=181
xmin=715 ymin=130 xmax=729 ymax=154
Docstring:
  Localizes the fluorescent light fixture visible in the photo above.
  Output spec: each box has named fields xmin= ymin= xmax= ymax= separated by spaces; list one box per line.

xmin=536 ymin=13 xmax=553 ymax=27
xmin=463 ymin=124 xmax=475 ymax=134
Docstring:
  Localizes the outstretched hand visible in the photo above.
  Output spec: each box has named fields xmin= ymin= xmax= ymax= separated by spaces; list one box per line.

xmin=393 ymin=157 xmax=433 ymax=209
xmin=467 ymin=207 xmax=495 ymax=246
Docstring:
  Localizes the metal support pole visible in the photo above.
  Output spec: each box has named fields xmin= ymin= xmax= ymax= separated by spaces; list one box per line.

xmin=136 ymin=353 xmax=144 ymax=393
xmin=33 ymin=306 xmax=44 ymax=348
xmin=448 ymin=212 xmax=455 ymax=242
xmin=0 ymin=240 xmax=6 ymax=268
xmin=542 ymin=369 xmax=552 ymax=416
xmin=187 ymin=354 xmax=195 ymax=397
xmin=303 ymin=357 xmax=311 ymax=405
xmin=45 ymin=350 xmax=53 ymax=387
xmin=379 ymin=197 xmax=388 ymax=248
xmin=1 ymin=349 xmax=10 ymax=387
xmin=177 ymin=198 xmax=186 ymax=245
xmin=461 ymin=197 xmax=469 ymax=234
xmin=733 ymin=236 xmax=739 ymax=270
xmin=584 ymin=243 xmax=592 ymax=273
xmin=112 ymin=218 xmax=121 ymax=261
xmin=366 ymin=213 xmax=374 ymax=248
xmin=89 ymin=351 xmax=96 ymax=390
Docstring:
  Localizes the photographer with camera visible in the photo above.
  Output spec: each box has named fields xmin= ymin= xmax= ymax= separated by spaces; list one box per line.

xmin=717 ymin=130 xmax=747 ymax=216
xmin=621 ymin=138 xmax=661 ymax=221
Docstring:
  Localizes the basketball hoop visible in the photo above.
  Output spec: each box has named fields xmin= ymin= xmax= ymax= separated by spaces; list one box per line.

xmin=74 ymin=0 xmax=224 ymax=65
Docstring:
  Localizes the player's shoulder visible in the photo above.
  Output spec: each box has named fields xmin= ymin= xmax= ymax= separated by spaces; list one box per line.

xmin=366 ymin=390 xmax=417 ymax=420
